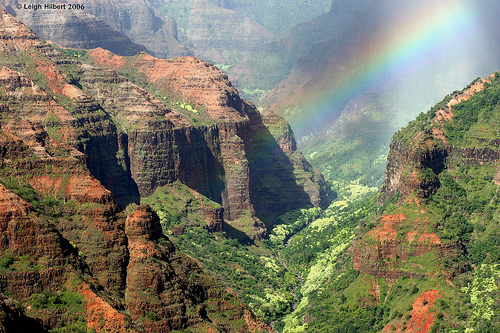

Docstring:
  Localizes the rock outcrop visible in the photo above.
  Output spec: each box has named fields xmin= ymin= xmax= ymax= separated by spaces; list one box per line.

xmin=0 ymin=8 xmax=277 ymax=332
xmin=124 ymin=204 xmax=271 ymax=332
xmin=378 ymin=77 xmax=494 ymax=206
xmin=353 ymin=75 xmax=497 ymax=281
xmin=87 ymin=48 xmax=328 ymax=234
xmin=352 ymin=212 xmax=461 ymax=280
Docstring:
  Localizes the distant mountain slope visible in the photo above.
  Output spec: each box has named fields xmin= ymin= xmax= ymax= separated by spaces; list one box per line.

xmin=265 ymin=0 xmax=500 ymax=192
xmin=225 ymin=0 xmax=374 ymax=100
xmin=192 ymin=0 xmax=332 ymax=35
xmin=1 ymin=0 xmax=191 ymax=57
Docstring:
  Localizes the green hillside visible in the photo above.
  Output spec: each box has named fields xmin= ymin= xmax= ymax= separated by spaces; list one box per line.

xmin=270 ymin=74 xmax=500 ymax=332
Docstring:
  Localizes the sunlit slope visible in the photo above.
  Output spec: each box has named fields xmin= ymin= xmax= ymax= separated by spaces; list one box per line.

xmin=275 ymin=74 xmax=500 ymax=332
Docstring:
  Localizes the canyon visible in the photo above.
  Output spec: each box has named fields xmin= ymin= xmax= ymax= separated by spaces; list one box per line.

xmin=0 ymin=7 xmax=328 ymax=331
xmin=0 ymin=1 xmax=500 ymax=332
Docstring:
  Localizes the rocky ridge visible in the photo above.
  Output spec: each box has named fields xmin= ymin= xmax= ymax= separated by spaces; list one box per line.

xmin=86 ymin=47 xmax=328 ymax=234
xmin=378 ymin=77 xmax=495 ymax=206
xmin=353 ymin=76 xmax=495 ymax=281
xmin=0 ymin=8 xmax=280 ymax=332
xmin=348 ymin=73 xmax=500 ymax=332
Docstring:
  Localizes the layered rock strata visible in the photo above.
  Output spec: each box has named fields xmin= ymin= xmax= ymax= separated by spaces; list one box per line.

xmin=87 ymin=48 xmax=328 ymax=233
xmin=0 ymin=8 xmax=275 ymax=332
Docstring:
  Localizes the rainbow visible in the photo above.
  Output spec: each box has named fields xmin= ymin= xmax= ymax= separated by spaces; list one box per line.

xmin=290 ymin=0 xmax=488 ymax=138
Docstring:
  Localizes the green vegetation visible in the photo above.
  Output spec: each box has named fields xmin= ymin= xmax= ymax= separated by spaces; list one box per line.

xmin=29 ymin=289 xmax=87 ymax=333
xmin=44 ymin=113 xmax=63 ymax=141
xmin=274 ymin=194 xmax=381 ymax=332
xmin=461 ymin=264 xmax=500 ymax=332
xmin=175 ymin=102 xmax=199 ymax=114
xmin=142 ymin=182 xmax=298 ymax=322
xmin=31 ymin=290 xmax=84 ymax=310
xmin=264 ymin=207 xmax=321 ymax=249
xmin=56 ymin=47 xmax=88 ymax=60
xmin=269 ymin=74 xmax=500 ymax=331
xmin=446 ymin=75 xmax=500 ymax=147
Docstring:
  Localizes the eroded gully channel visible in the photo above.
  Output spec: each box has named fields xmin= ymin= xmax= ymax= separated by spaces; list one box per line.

xmin=270 ymin=237 xmax=304 ymax=328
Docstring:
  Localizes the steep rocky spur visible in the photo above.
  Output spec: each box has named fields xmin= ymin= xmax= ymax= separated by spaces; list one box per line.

xmin=0 ymin=8 xmax=275 ymax=332
xmin=350 ymin=73 xmax=500 ymax=332
xmin=378 ymin=76 xmax=495 ymax=206
xmin=87 ymin=47 xmax=328 ymax=235
xmin=354 ymin=76 xmax=495 ymax=281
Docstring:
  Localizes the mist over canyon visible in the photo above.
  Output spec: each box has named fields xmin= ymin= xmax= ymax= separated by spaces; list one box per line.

xmin=0 ymin=1 xmax=499 ymax=332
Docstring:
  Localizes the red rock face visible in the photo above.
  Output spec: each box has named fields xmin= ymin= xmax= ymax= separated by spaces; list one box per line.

xmin=81 ymin=282 xmax=128 ymax=332
xmin=405 ymin=290 xmax=441 ymax=333
xmin=0 ymin=182 xmax=84 ymax=328
xmin=353 ymin=212 xmax=450 ymax=279
xmin=87 ymin=48 xmax=328 ymax=234
xmin=0 ymin=9 xmax=275 ymax=331
xmin=382 ymin=290 xmax=441 ymax=333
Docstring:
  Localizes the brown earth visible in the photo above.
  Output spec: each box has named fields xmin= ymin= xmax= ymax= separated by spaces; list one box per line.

xmin=0 ymin=8 xmax=276 ymax=332
xmin=381 ymin=290 xmax=441 ymax=333
xmin=81 ymin=282 xmax=127 ymax=332
xmin=353 ymin=210 xmax=450 ymax=280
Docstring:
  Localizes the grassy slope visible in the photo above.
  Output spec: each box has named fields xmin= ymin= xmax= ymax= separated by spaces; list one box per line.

xmin=141 ymin=182 xmax=304 ymax=323
xmin=273 ymin=75 xmax=500 ymax=332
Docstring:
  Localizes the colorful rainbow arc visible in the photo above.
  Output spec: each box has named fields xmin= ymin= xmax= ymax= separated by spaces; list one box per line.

xmin=292 ymin=0 xmax=481 ymax=137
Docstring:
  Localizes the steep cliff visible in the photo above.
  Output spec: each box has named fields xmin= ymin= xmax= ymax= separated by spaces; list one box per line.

xmin=86 ymin=47 xmax=328 ymax=234
xmin=1 ymin=0 xmax=191 ymax=58
xmin=0 ymin=3 xmax=327 ymax=238
xmin=0 ymin=8 xmax=279 ymax=332
xmin=349 ymin=73 xmax=500 ymax=332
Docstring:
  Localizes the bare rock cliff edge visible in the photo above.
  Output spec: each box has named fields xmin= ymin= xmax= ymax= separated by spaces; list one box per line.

xmin=0 ymin=8 xmax=276 ymax=332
